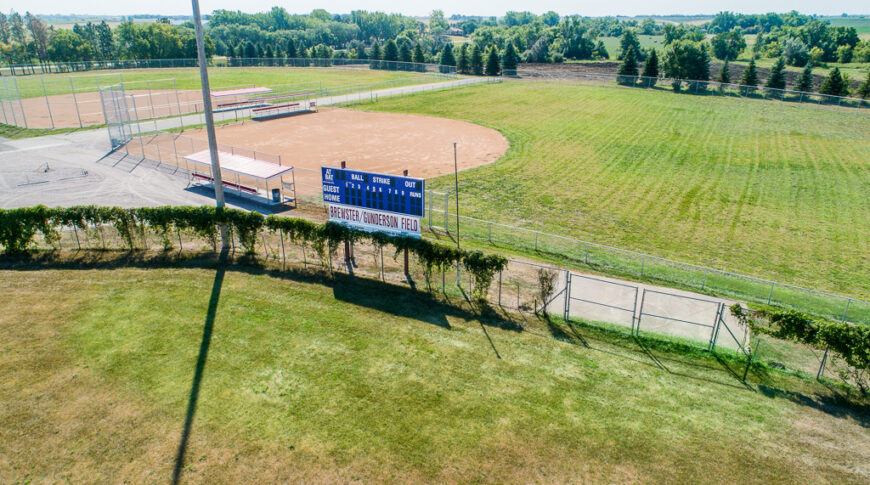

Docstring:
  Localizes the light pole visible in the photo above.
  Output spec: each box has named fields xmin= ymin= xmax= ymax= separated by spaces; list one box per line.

xmin=191 ymin=0 xmax=229 ymax=249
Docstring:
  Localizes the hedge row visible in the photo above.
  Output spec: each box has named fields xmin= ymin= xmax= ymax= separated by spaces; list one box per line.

xmin=0 ymin=205 xmax=507 ymax=300
xmin=732 ymin=304 xmax=870 ymax=394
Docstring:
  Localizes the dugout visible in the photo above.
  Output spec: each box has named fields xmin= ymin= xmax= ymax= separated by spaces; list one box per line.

xmin=184 ymin=150 xmax=297 ymax=207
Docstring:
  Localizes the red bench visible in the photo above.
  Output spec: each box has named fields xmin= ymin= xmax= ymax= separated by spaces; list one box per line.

xmin=217 ymin=100 xmax=251 ymax=108
xmin=252 ymin=102 xmax=300 ymax=113
xmin=193 ymin=173 xmax=257 ymax=195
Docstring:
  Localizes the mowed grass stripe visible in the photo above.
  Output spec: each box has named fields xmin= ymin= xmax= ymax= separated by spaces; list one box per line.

xmin=362 ymin=82 xmax=870 ymax=298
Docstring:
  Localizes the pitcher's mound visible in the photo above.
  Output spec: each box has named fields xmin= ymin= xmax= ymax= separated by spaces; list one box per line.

xmin=194 ymin=108 xmax=508 ymax=194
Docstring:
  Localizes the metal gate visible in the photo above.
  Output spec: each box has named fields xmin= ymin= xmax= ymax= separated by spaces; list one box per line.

xmin=99 ymin=84 xmax=133 ymax=149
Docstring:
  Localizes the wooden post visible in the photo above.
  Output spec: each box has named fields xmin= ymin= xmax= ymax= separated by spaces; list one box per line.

xmin=341 ymin=161 xmax=350 ymax=264
xmin=403 ymin=169 xmax=410 ymax=275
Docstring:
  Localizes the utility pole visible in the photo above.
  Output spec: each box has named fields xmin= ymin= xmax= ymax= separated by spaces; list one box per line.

xmin=453 ymin=142 xmax=460 ymax=285
xmin=453 ymin=142 xmax=460 ymax=249
xmin=192 ymin=0 xmax=229 ymax=249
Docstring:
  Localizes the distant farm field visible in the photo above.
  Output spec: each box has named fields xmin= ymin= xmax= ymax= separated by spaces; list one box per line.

xmin=2 ymin=264 xmax=868 ymax=483
xmin=361 ymin=82 xmax=870 ymax=299
xmin=11 ymin=67 xmax=438 ymax=98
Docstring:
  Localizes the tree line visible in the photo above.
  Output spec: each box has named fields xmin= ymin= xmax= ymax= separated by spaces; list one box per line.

xmin=615 ymin=27 xmax=870 ymax=99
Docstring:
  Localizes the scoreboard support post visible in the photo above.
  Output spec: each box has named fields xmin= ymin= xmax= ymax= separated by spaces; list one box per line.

xmin=403 ymin=169 xmax=410 ymax=275
xmin=341 ymin=161 xmax=351 ymax=264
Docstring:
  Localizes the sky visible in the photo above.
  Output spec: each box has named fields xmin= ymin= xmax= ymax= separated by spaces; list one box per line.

xmin=6 ymin=0 xmax=868 ymax=18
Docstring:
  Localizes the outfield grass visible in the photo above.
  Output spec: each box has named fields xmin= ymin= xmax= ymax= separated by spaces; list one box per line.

xmin=10 ymin=67 xmax=440 ymax=98
xmin=1 ymin=260 xmax=867 ymax=483
xmin=361 ymin=82 xmax=870 ymax=302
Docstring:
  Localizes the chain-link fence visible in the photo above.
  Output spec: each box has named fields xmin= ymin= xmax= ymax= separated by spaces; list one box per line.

xmin=0 ymin=58 xmax=459 ymax=76
xmin=505 ymin=69 xmax=870 ymax=117
xmin=420 ymin=189 xmax=869 ymax=327
xmin=0 ymin=61 xmax=459 ymax=129
xmin=25 ymin=208 xmax=864 ymax=385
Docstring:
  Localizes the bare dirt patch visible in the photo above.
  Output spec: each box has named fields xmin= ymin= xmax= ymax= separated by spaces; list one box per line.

xmin=189 ymin=108 xmax=509 ymax=195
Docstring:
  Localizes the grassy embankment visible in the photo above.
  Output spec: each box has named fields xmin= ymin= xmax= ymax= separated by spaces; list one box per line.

xmin=1 ymin=257 xmax=867 ymax=483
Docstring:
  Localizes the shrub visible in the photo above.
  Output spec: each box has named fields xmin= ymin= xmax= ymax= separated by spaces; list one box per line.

xmin=732 ymin=305 xmax=870 ymax=396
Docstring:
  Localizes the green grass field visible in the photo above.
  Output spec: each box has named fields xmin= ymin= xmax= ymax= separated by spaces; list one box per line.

xmin=824 ymin=16 xmax=870 ymax=37
xmin=361 ymin=82 xmax=870 ymax=302
xmin=2 ymin=259 xmax=867 ymax=483
xmin=10 ymin=67 xmax=440 ymax=98
xmin=600 ymin=35 xmax=667 ymax=58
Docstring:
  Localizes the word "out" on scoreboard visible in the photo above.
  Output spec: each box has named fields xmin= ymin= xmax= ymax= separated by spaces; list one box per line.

xmin=322 ymin=166 xmax=425 ymax=237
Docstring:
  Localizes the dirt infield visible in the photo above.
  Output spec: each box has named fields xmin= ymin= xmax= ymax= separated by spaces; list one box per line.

xmin=9 ymin=89 xmax=203 ymax=129
xmin=187 ymin=108 xmax=509 ymax=195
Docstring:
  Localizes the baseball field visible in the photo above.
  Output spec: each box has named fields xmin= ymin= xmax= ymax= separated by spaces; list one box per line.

xmin=359 ymin=81 xmax=870 ymax=299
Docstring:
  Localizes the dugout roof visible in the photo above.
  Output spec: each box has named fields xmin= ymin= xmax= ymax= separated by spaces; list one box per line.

xmin=183 ymin=150 xmax=293 ymax=181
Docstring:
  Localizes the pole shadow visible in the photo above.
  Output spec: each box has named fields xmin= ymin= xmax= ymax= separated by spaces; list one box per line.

xmin=171 ymin=251 xmax=226 ymax=485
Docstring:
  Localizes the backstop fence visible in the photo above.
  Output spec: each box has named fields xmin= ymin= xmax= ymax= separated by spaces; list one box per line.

xmin=99 ymin=84 xmax=134 ymax=149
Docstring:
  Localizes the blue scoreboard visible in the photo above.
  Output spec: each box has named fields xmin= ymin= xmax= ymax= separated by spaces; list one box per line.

xmin=321 ymin=167 xmax=425 ymax=217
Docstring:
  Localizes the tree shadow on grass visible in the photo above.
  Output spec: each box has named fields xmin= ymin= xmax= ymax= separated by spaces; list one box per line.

xmin=757 ymin=385 xmax=870 ymax=428
xmin=171 ymin=250 xmax=226 ymax=485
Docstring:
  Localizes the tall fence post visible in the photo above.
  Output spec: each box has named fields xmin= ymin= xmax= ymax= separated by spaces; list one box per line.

xmin=13 ymin=78 xmax=28 ymax=128
xmin=766 ymin=281 xmax=775 ymax=305
xmin=42 ymin=78 xmax=55 ymax=129
xmin=147 ymin=81 xmax=156 ymax=118
xmin=816 ymin=346 xmax=829 ymax=380
xmin=563 ymin=270 xmax=570 ymax=320
xmin=69 ymin=77 xmax=83 ymax=128
xmin=443 ymin=192 xmax=448 ymax=231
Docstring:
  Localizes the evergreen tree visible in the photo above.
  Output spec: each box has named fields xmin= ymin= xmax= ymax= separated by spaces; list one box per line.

xmin=286 ymin=39 xmax=297 ymax=58
xmin=619 ymin=29 xmax=643 ymax=60
xmin=399 ymin=42 xmax=412 ymax=63
xmin=244 ymin=41 xmax=256 ymax=58
xmin=439 ymin=43 xmax=455 ymax=73
xmin=857 ymin=71 xmax=870 ymax=99
xmin=617 ymin=45 xmax=638 ymax=85
xmin=470 ymin=44 xmax=483 ymax=75
xmin=370 ymin=42 xmax=382 ymax=60
xmin=253 ymin=43 xmax=262 ymax=58
xmin=413 ymin=43 xmax=425 ymax=64
xmin=485 ymin=46 xmax=500 ymax=76
xmin=502 ymin=42 xmax=519 ymax=72
xmin=264 ymin=44 xmax=274 ymax=58
xmin=457 ymin=44 xmax=469 ymax=74
xmin=765 ymin=56 xmax=787 ymax=90
xmin=717 ymin=60 xmax=731 ymax=84
xmin=641 ymin=49 xmax=659 ymax=79
xmin=739 ymin=58 xmax=758 ymax=88
xmin=819 ymin=67 xmax=847 ymax=97
xmin=383 ymin=39 xmax=399 ymax=62
xmin=795 ymin=64 xmax=814 ymax=92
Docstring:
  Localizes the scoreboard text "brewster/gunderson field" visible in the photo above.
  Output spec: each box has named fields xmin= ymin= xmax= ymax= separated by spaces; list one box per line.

xmin=321 ymin=166 xmax=425 ymax=237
